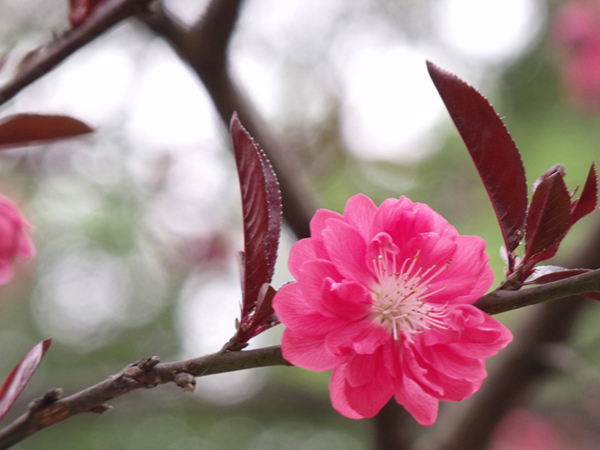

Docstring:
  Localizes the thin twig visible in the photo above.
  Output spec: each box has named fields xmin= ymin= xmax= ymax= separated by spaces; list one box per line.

xmin=0 ymin=346 xmax=288 ymax=449
xmin=0 ymin=0 xmax=153 ymax=106
xmin=475 ymin=268 xmax=600 ymax=315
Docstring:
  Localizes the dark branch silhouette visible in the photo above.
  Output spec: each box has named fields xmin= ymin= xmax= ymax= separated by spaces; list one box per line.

xmin=138 ymin=0 xmax=316 ymax=239
xmin=0 ymin=0 xmax=153 ymax=106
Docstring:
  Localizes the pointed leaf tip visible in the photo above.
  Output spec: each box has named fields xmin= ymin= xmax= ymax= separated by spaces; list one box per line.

xmin=524 ymin=172 xmax=571 ymax=260
xmin=427 ymin=61 xmax=528 ymax=255
xmin=0 ymin=338 xmax=52 ymax=423
xmin=249 ymin=283 xmax=279 ymax=336
xmin=231 ymin=114 xmax=282 ymax=324
xmin=570 ymin=163 xmax=597 ymax=226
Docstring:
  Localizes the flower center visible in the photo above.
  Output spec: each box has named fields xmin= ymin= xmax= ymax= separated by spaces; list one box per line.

xmin=370 ymin=248 xmax=451 ymax=343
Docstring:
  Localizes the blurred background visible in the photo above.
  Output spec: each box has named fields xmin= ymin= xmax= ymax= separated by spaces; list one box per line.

xmin=1 ymin=0 xmax=600 ymax=448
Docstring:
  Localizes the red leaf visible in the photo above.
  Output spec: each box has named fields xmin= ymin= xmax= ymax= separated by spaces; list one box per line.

xmin=531 ymin=164 xmax=565 ymax=195
xmin=0 ymin=114 xmax=94 ymax=150
xmin=0 ymin=338 xmax=51 ymax=423
xmin=247 ymin=283 xmax=279 ymax=338
xmin=231 ymin=113 xmax=282 ymax=318
xmin=524 ymin=266 xmax=590 ymax=285
xmin=524 ymin=172 xmax=571 ymax=260
xmin=581 ymin=292 xmax=600 ymax=301
xmin=569 ymin=163 xmax=597 ymax=226
xmin=427 ymin=61 xmax=528 ymax=255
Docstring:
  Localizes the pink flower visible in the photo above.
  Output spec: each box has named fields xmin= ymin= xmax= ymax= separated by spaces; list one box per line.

xmin=273 ymin=194 xmax=512 ymax=425
xmin=0 ymin=195 xmax=35 ymax=284
xmin=552 ymin=0 xmax=600 ymax=111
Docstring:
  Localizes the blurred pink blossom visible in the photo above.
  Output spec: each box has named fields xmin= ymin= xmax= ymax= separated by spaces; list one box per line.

xmin=0 ymin=195 xmax=34 ymax=284
xmin=273 ymin=194 xmax=512 ymax=425
xmin=552 ymin=0 xmax=600 ymax=111
xmin=489 ymin=409 xmax=571 ymax=450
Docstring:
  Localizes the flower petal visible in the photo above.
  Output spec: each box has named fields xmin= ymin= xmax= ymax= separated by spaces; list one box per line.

xmin=435 ymin=235 xmax=494 ymax=303
xmin=343 ymin=194 xmax=378 ymax=242
xmin=330 ymin=365 xmax=363 ymax=419
xmin=419 ymin=344 xmax=487 ymax=381
xmin=297 ymin=260 xmax=371 ymax=321
xmin=395 ymin=373 xmax=439 ymax=426
xmin=325 ymin=320 xmax=389 ymax=356
xmin=310 ymin=208 xmax=344 ymax=237
xmin=400 ymin=344 xmax=444 ymax=396
xmin=449 ymin=306 xmax=513 ymax=357
xmin=322 ymin=279 xmax=373 ymax=321
xmin=344 ymin=358 xmax=395 ymax=418
xmin=297 ymin=259 xmax=344 ymax=317
xmin=345 ymin=352 xmax=380 ymax=387
xmin=372 ymin=197 xmax=417 ymax=248
xmin=402 ymin=345 xmax=480 ymax=401
xmin=273 ymin=283 xmax=344 ymax=338
xmin=281 ymin=329 xmax=346 ymax=370
xmin=288 ymin=238 xmax=319 ymax=279
xmin=322 ymin=219 xmax=372 ymax=285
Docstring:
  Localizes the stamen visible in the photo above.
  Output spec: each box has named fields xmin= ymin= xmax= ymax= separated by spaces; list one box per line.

xmin=370 ymin=249 xmax=451 ymax=343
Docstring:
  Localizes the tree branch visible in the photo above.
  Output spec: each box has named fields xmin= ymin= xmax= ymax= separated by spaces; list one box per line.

xmin=138 ymin=0 xmax=316 ymax=239
xmin=0 ymin=0 xmax=153 ymax=106
xmin=475 ymin=268 xmax=600 ymax=315
xmin=0 ymin=345 xmax=287 ymax=449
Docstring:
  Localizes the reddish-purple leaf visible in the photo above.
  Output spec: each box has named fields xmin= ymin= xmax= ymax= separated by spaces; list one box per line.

xmin=0 ymin=114 xmax=94 ymax=150
xmin=569 ymin=163 xmax=597 ymax=226
xmin=427 ymin=61 xmax=528 ymax=254
xmin=231 ymin=113 xmax=282 ymax=318
xmin=524 ymin=172 xmax=571 ymax=260
xmin=524 ymin=266 xmax=590 ymax=285
xmin=531 ymin=164 xmax=566 ymax=195
xmin=256 ymin=145 xmax=282 ymax=282
xmin=247 ymin=283 xmax=278 ymax=338
xmin=0 ymin=338 xmax=51 ymax=423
